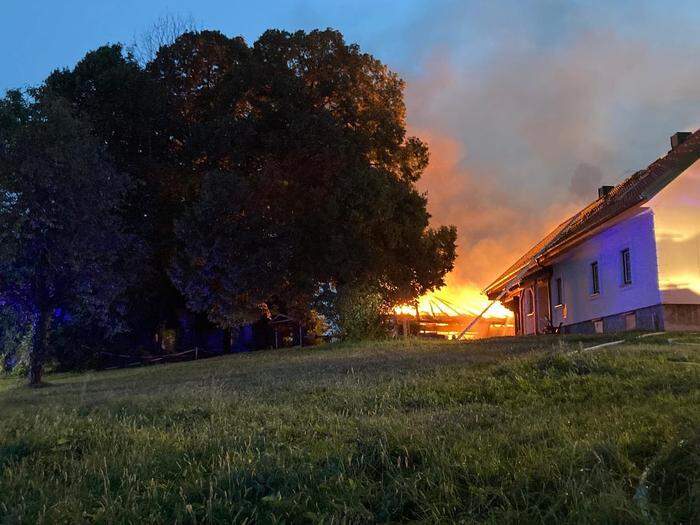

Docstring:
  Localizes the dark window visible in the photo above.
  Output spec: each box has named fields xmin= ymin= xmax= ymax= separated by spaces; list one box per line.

xmin=621 ymin=248 xmax=632 ymax=285
xmin=555 ymin=277 xmax=563 ymax=306
xmin=591 ymin=261 xmax=600 ymax=295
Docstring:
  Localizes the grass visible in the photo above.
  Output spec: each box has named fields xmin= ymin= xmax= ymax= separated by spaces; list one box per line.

xmin=0 ymin=334 xmax=698 ymax=524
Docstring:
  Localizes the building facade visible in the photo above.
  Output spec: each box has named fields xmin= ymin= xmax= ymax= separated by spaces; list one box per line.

xmin=485 ymin=131 xmax=700 ymax=335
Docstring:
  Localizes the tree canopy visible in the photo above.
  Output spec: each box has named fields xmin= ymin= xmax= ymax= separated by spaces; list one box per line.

xmin=1 ymin=27 xmax=457 ymax=381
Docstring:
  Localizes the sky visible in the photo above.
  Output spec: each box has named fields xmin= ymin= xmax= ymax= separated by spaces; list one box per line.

xmin=4 ymin=0 xmax=700 ymax=313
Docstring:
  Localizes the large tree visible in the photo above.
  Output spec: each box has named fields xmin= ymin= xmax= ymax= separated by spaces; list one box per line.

xmin=42 ymin=45 xmax=176 ymax=338
xmin=167 ymin=29 xmax=457 ymax=327
xmin=0 ymin=93 xmax=137 ymax=384
xmin=31 ymin=28 xmax=457 ymax=342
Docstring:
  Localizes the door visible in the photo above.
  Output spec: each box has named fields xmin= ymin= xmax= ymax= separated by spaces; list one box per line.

xmin=521 ymin=288 xmax=537 ymax=335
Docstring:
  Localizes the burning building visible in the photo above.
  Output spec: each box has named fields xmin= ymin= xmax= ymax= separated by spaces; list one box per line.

xmin=395 ymin=295 xmax=514 ymax=339
xmin=484 ymin=130 xmax=700 ymax=335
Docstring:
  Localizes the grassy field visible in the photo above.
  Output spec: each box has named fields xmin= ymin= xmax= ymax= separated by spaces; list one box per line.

xmin=1 ymin=334 xmax=699 ymax=524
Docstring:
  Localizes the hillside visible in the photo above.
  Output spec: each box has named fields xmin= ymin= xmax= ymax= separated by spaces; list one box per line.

xmin=1 ymin=335 xmax=699 ymax=523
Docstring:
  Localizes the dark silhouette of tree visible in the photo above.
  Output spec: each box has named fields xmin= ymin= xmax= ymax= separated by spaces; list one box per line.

xmin=167 ymin=29 xmax=457 ymax=325
xmin=42 ymin=45 xmax=182 ymax=342
xmin=0 ymin=93 xmax=137 ymax=384
xmin=25 ymin=27 xmax=457 ymax=344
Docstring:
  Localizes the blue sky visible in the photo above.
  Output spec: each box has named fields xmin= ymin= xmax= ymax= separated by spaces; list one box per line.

xmin=1 ymin=0 xmax=425 ymax=92
xmin=4 ymin=0 xmax=700 ymax=288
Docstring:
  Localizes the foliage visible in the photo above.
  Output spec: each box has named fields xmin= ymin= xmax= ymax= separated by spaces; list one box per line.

xmin=42 ymin=44 xmax=181 ymax=340
xmin=0 ymin=92 xmax=139 ymax=383
xmin=317 ymin=283 xmax=390 ymax=340
xmin=0 ymin=337 xmax=697 ymax=522
xmin=169 ymin=172 xmax=287 ymax=328
xmin=42 ymin=29 xmax=457 ymax=340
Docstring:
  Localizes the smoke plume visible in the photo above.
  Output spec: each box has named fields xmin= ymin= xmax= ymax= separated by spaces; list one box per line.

xmin=400 ymin=5 xmax=700 ymax=310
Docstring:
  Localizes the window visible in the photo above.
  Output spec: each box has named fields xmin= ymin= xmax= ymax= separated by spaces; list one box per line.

xmin=594 ymin=319 xmax=604 ymax=333
xmin=621 ymin=248 xmax=632 ymax=285
xmin=523 ymin=289 xmax=534 ymax=316
xmin=555 ymin=277 xmax=563 ymax=306
xmin=591 ymin=261 xmax=600 ymax=295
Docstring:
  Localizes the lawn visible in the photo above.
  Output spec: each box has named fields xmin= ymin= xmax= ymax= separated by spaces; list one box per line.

xmin=1 ymin=335 xmax=699 ymax=524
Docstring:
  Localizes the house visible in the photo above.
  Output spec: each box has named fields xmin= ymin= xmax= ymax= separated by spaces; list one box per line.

xmin=484 ymin=130 xmax=700 ymax=335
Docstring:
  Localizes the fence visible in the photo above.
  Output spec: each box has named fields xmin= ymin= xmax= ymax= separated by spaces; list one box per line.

xmin=98 ymin=347 xmax=223 ymax=370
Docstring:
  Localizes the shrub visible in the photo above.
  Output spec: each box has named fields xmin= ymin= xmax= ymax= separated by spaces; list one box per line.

xmin=336 ymin=286 xmax=390 ymax=340
xmin=315 ymin=284 xmax=391 ymax=341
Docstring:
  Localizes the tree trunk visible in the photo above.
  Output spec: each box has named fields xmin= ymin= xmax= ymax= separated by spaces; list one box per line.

xmin=223 ymin=328 xmax=232 ymax=353
xmin=28 ymin=308 xmax=51 ymax=387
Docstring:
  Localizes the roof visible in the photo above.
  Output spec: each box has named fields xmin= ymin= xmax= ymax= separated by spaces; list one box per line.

xmin=484 ymin=129 xmax=700 ymax=299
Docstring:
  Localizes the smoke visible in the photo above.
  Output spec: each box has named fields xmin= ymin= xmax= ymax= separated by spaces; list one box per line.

xmin=569 ymin=163 xmax=603 ymax=199
xmin=413 ymin=128 xmax=578 ymax=301
xmin=402 ymin=7 xmax=700 ymax=305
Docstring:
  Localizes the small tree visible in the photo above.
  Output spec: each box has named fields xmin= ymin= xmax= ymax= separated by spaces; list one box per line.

xmin=0 ymin=92 xmax=136 ymax=385
xmin=132 ymin=13 xmax=198 ymax=66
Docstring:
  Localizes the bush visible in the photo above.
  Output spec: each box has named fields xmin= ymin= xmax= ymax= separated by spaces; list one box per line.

xmin=314 ymin=284 xmax=392 ymax=341
xmin=336 ymin=286 xmax=390 ymax=340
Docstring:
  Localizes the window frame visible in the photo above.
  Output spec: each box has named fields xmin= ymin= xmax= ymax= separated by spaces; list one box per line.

xmin=590 ymin=261 xmax=600 ymax=295
xmin=621 ymin=248 xmax=632 ymax=285
xmin=594 ymin=319 xmax=604 ymax=333
xmin=554 ymin=277 xmax=563 ymax=307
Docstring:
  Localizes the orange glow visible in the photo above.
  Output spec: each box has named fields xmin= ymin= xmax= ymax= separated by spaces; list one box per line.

xmin=418 ymin=281 xmax=512 ymax=318
xmin=401 ymin=126 xmax=583 ymax=329
xmin=393 ymin=282 xmax=512 ymax=319
xmin=650 ymin=161 xmax=700 ymax=303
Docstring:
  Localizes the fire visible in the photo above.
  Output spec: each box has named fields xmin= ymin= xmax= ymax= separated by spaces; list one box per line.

xmin=393 ymin=280 xmax=514 ymax=340
xmin=418 ymin=282 xmax=512 ymax=318
xmin=393 ymin=281 xmax=512 ymax=319
xmin=399 ymin=122 xmax=583 ymax=331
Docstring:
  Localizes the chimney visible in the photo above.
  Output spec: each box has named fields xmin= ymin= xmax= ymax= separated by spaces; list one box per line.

xmin=598 ymin=185 xmax=614 ymax=199
xmin=671 ymin=132 xmax=691 ymax=150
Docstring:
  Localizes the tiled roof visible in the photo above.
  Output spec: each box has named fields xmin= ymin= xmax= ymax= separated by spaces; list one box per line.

xmin=484 ymin=129 xmax=700 ymax=298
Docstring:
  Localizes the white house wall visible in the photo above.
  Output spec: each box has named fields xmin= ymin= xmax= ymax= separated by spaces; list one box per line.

xmin=648 ymin=161 xmax=700 ymax=304
xmin=550 ymin=208 xmax=661 ymax=327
